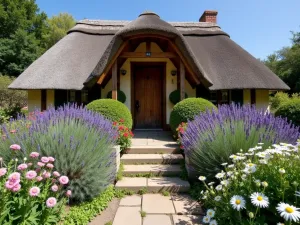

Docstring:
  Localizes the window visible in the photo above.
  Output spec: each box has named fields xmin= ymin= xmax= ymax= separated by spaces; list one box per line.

xmin=69 ymin=91 xmax=76 ymax=102
xmin=81 ymin=90 xmax=89 ymax=104
xmin=251 ymin=89 xmax=256 ymax=105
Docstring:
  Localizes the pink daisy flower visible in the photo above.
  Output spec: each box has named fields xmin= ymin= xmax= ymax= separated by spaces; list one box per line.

xmin=27 ymin=163 xmax=33 ymax=167
xmin=37 ymin=162 xmax=45 ymax=167
xmin=29 ymin=187 xmax=40 ymax=197
xmin=11 ymin=183 xmax=21 ymax=192
xmin=42 ymin=171 xmax=51 ymax=179
xmin=66 ymin=190 xmax=72 ymax=197
xmin=10 ymin=144 xmax=20 ymax=151
xmin=41 ymin=157 xmax=49 ymax=163
xmin=46 ymin=197 xmax=57 ymax=208
xmin=0 ymin=168 xmax=7 ymax=177
xmin=9 ymin=172 xmax=20 ymax=182
xmin=5 ymin=180 xmax=19 ymax=189
xmin=26 ymin=170 xmax=37 ymax=180
xmin=59 ymin=176 xmax=69 ymax=185
xmin=17 ymin=163 xmax=28 ymax=171
xmin=36 ymin=176 xmax=43 ymax=182
xmin=30 ymin=152 xmax=39 ymax=158
xmin=48 ymin=157 xmax=55 ymax=162
xmin=51 ymin=184 xmax=58 ymax=192
xmin=53 ymin=171 xmax=60 ymax=177
xmin=46 ymin=163 xmax=54 ymax=169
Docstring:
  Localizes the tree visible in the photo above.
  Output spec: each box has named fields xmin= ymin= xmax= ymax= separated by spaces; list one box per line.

xmin=43 ymin=13 xmax=76 ymax=49
xmin=0 ymin=0 xmax=48 ymax=76
xmin=263 ymin=31 xmax=300 ymax=93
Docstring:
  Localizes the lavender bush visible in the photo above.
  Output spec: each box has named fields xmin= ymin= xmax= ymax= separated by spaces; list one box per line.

xmin=181 ymin=104 xmax=300 ymax=180
xmin=0 ymin=104 xmax=118 ymax=203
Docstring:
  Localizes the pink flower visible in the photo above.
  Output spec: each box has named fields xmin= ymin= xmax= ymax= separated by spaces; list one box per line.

xmin=59 ymin=176 xmax=69 ymax=185
xmin=66 ymin=190 xmax=72 ymax=197
xmin=5 ymin=180 xmax=20 ymax=189
xmin=26 ymin=170 xmax=37 ymax=180
xmin=30 ymin=152 xmax=39 ymax=158
xmin=0 ymin=168 xmax=7 ymax=177
xmin=42 ymin=171 xmax=51 ymax=179
xmin=48 ymin=157 xmax=55 ymax=162
xmin=27 ymin=163 xmax=33 ymax=167
xmin=51 ymin=184 xmax=58 ymax=192
xmin=36 ymin=176 xmax=43 ymax=182
xmin=29 ymin=187 xmax=40 ymax=196
xmin=46 ymin=163 xmax=54 ymax=169
xmin=9 ymin=172 xmax=20 ymax=182
xmin=37 ymin=162 xmax=45 ymax=167
xmin=11 ymin=183 xmax=21 ymax=192
xmin=41 ymin=157 xmax=49 ymax=163
xmin=53 ymin=171 xmax=60 ymax=177
xmin=10 ymin=144 xmax=21 ymax=151
xmin=17 ymin=163 xmax=28 ymax=171
xmin=46 ymin=197 xmax=57 ymax=208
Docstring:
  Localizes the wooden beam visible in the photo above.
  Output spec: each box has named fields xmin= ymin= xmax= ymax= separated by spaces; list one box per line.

xmin=119 ymin=52 xmax=176 ymax=58
xmin=146 ymin=41 xmax=151 ymax=52
xmin=97 ymin=41 xmax=128 ymax=85
xmin=112 ymin=61 xmax=118 ymax=100
xmin=180 ymin=60 xmax=185 ymax=100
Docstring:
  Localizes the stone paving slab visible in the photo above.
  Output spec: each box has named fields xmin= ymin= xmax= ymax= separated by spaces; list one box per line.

xmin=142 ymin=194 xmax=175 ymax=214
xmin=123 ymin=164 xmax=182 ymax=176
xmin=121 ymin=154 xmax=183 ymax=164
xmin=112 ymin=207 xmax=141 ymax=225
xmin=115 ymin=177 xmax=147 ymax=192
xmin=172 ymin=194 xmax=203 ymax=215
xmin=143 ymin=215 xmax=172 ymax=225
xmin=127 ymin=145 xmax=180 ymax=154
xmin=148 ymin=177 xmax=190 ymax=193
xmin=119 ymin=195 xmax=141 ymax=206
xmin=172 ymin=215 xmax=202 ymax=225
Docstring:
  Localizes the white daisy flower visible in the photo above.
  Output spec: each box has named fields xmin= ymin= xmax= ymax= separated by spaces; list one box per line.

xmin=259 ymin=159 xmax=268 ymax=164
xmin=227 ymin=171 xmax=233 ymax=177
xmin=215 ymin=185 xmax=223 ymax=191
xmin=258 ymin=143 xmax=264 ymax=145
xmin=261 ymin=181 xmax=268 ymax=188
xmin=250 ymin=192 xmax=269 ymax=208
xmin=199 ymin=176 xmax=206 ymax=181
xmin=230 ymin=195 xmax=246 ymax=211
xmin=228 ymin=164 xmax=235 ymax=168
xmin=279 ymin=168 xmax=286 ymax=174
xmin=214 ymin=196 xmax=221 ymax=201
xmin=221 ymin=163 xmax=228 ymax=166
xmin=208 ymin=182 xmax=215 ymax=186
xmin=209 ymin=220 xmax=218 ymax=225
xmin=246 ymin=163 xmax=257 ymax=173
xmin=203 ymin=215 xmax=210 ymax=223
xmin=276 ymin=202 xmax=300 ymax=222
xmin=215 ymin=172 xmax=225 ymax=179
xmin=221 ymin=180 xmax=230 ymax=187
xmin=207 ymin=209 xmax=215 ymax=218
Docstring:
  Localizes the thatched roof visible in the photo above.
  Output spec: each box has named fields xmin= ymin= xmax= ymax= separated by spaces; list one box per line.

xmin=9 ymin=11 xmax=289 ymax=90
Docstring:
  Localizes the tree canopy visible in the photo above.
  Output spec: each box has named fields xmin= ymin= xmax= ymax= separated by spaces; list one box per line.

xmin=0 ymin=0 xmax=75 ymax=76
xmin=263 ymin=31 xmax=300 ymax=93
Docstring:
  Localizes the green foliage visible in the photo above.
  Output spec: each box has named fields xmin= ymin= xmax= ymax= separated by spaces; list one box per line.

xmin=137 ymin=188 xmax=147 ymax=195
xmin=263 ymin=31 xmax=300 ymax=93
xmin=87 ymin=99 xmax=133 ymax=129
xmin=107 ymin=90 xmax=127 ymax=103
xmin=169 ymin=97 xmax=216 ymax=134
xmin=275 ymin=98 xmax=300 ymax=126
xmin=0 ymin=153 xmax=68 ymax=224
xmin=105 ymin=222 xmax=112 ymax=225
xmin=161 ymin=191 xmax=170 ymax=196
xmin=62 ymin=186 xmax=116 ymax=225
xmin=113 ymin=120 xmax=134 ymax=151
xmin=140 ymin=210 xmax=147 ymax=218
xmin=42 ymin=13 xmax=75 ymax=49
xmin=169 ymin=90 xmax=188 ymax=105
xmin=200 ymin=143 xmax=300 ymax=224
xmin=270 ymin=91 xmax=290 ymax=111
xmin=116 ymin=163 xmax=124 ymax=181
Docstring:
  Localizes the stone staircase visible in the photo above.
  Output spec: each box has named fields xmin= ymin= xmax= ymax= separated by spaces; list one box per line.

xmin=115 ymin=131 xmax=190 ymax=193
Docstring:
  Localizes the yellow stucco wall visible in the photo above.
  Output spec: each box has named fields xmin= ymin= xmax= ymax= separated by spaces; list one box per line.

xmin=28 ymin=90 xmax=55 ymax=112
xmin=243 ymin=89 xmax=269 ymax=111
xmin=101 ymin=42 xmax=196 ymax=124
xmin=243 ymin=89 xmax=251 ymax=104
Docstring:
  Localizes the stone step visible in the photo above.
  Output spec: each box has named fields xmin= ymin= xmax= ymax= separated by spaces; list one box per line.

xmin=115 ymin=177 xmax=190 ymax=193
xmin=127 ymin=145 xmax=180 ymax=154
xmin=121 ymin=154 xmax=183 ymax=165
xmin=123 ymin=164 xmax=182 ymax=176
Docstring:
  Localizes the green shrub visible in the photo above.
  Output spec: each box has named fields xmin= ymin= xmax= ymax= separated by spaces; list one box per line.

xmin=0 ymin=105 xmax=118 ymax=203
xmin=107 ymin=90 xmax=127 ymax=103
xmin=275 ymin=98 xmax=300 ymax=126
xmin=169 ymin=97 xmax=216 ymax=134
xmin=87 ymin=99 xmax=132 ymax=129
xmin=200 ymin=142 xmax=300 ymax=224
xmin=169 ymin=90 xmax=188 ymax=105
xmin=270 ymin=92 xmax=290 ymax=111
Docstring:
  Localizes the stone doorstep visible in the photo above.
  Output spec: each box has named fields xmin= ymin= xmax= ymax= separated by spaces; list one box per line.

xmin=115 ymin=177 xmax=190 ymax=193
xmin=119 ymin=195 xmax=142 ymax=206
xmin=127 ymin=145 xmax=180 ymax=154
xmin=123 ymin=164 xmax=182 ymax=176
xmin=121 ymin=154 xmax=183 ymax=165
xmin=142 ymin=194 xmax=175 ymax=214
xmin=143 ymin=215 xmax=172 ymax=225
xmin=112 ymin=206 xmax=141 ymax=225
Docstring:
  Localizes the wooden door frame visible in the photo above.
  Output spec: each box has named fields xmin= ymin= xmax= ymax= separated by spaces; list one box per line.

xmin=131 ymin=62 xmax=167 ymax=130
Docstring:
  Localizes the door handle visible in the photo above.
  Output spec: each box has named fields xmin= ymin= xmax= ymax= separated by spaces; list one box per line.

xmin=135 ymin=100 xmax=140 ymax=112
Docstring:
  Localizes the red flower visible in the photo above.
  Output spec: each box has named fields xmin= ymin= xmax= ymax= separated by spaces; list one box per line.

xmin=118 ymin=126 xmax=124 ymax=131
xmin=119 ymin=118 xmax=124 ymax=123
xmin=10 ymin=130 xmax=17 ymax=134
xmin=113 ymin=121 xmax=118 ymax=126
xmin=180 ymin=145 xmax=184 ymax=149
xmin=129 ymin=131 xmax=134 ymax=137
xmin=178 ymin=127 xmax=184 ymax=134
xmin=123 ymin=133 xmax=129 ymax=138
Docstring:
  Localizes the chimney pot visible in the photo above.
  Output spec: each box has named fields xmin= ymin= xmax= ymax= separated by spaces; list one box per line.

xmin=199 ymin=10 xmax=218 ymax=23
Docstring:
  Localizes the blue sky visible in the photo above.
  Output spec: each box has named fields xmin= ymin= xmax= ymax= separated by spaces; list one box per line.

xmin=36 ymin=0 xmax=300 ymax=59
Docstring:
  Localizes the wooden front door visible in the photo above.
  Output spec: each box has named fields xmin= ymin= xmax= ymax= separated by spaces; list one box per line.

xmin=133 ymin=65 xmax=163 ymax=129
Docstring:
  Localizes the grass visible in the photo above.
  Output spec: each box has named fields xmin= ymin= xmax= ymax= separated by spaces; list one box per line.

xmin=105 ymin=222 xmax=112 ymax=225
xmin=116 ymin=163 xmax=124 ymax=181
xmin=140 ymin=210 xmax=147 ymax=218
xmin=138 ymin=188 xmax=147 ymax=195
xmin=162 ymin=190 xmax=170 ymax=196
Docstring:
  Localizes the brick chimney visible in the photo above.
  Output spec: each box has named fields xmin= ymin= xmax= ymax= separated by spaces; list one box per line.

xmin=199 ymin=10 xmax=218 ymax=23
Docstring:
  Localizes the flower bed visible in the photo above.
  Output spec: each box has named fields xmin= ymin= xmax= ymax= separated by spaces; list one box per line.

xmin=199 ymin=141 xmax=300 ymax=224
xmin=113 ymin=119 xmax=134 ymax=151
xmin=0 ymin=145 xmax=70 ymax=224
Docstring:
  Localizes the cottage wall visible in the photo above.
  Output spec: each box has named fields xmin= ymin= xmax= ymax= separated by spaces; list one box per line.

xmin=28 ymin=90 xmax=55 ymax=112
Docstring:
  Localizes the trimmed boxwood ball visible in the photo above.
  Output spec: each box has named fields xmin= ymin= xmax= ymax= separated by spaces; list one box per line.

xmin=169 ymin=97 xmax=217 ymax=134
xmin=107 ymin=90 xmax=126 ymax=103
xmin=275 ymin=99 xmax=300 ymax=126
xmin=169 ymin=90 xmax=188 ymax=105
xmin=87 ymin=99 xmax=133 ymax=128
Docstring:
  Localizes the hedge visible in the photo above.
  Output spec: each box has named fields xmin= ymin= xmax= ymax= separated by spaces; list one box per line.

xmin=169 ymin=90 xmax=188 ymax=105
xmin=106 ymin=90 xmax=126 ymax=103
xmin=275 ymin=98 xmax=300 ymax=126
